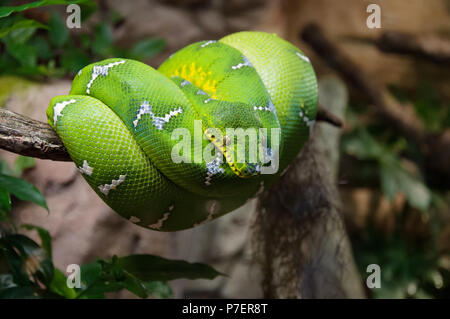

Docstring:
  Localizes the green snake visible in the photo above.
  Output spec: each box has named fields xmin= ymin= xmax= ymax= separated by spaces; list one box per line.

xmin=46 ymin=31 xmax=317 ymax=231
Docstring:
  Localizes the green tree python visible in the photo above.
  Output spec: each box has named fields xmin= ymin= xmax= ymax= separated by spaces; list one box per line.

xmin=46 ymin=31 xmax=318 ymax=231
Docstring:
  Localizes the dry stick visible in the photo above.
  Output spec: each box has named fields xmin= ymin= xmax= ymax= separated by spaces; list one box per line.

xmin=301 ymin=23 xmax=450 ymax=177
xmin=253 ymin=77 xmax=365 ymax=298
xmin=316 ymin=104 xmax=343 ymax=127
xmin=0 ymin=106 xmax=341 ymax=161
xmin=0 ymin=108 xmax=70 ymax=161
xmin=375 ymin=31 xmax=450 ymax=65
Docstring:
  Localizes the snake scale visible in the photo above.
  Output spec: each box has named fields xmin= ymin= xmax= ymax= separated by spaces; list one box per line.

xmin=47 ymin=31 xmax=318 ymax=231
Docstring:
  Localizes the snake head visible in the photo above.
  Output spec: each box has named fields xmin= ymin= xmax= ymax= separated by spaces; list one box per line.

xmin=203 ymin=102 xmax=270 ymax=178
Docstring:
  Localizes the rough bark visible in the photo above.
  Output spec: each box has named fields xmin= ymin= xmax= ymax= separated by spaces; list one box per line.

xmin=0 ymin=108 xmax=70 ymax=162
xmin=252 ymin=77 xmax=365 ymax=298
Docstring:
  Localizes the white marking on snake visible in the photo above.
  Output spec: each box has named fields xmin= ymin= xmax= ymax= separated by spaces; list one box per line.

xmin=201 ymin=40 xmax=216 ymax=47
xmin=133 ymin=100 xmax=183 ymax=129
xmin=280 ymin=165 xmax=291 ymax=177
xmin=255 ymin=181 xmax=265 ymax=196
xmin=180 ymin=80 xmax=191 ymax=87
xmin=231 ymin=55 xmax=253 ymax=69
xmin=129 ymin=216 xmax=141 ymax=224
xmin=194 ymin=200 xmax=218 ymax=227
xmin=53 ymin=99 xmax=77 ymax=125
xmin=148 ymin=205 xmax=174 ymax=230
xmin=77 ymin=69 xmax=82 ymax=76
xmin=204 ymin=156 xmax=224 ymax=186
xmin=296 ymin=52 xmax=310 ymax=63
xmin=261 ymin=146 xmax=273 ymax=163
xmin=77 ymin=160 xmax=93 ymax=176
xmin=98 ymin=174 xmax=126 ymax=196
xmin=306 ymin=119 xmax=315 ymax=133
xmin=253 ymin=106 xmax=272 ymax=111
xmin=86 ymin=60 xmax=126 ymax=94
xmin=197 ymin=90 xmax=207 ymax=95
xmin=254 ymin=99 xmax=278 ymax=116
xmin=267 ymin=99 xmax=276 ymax=113
xmin=299 ymin=110 xmax=315 ymax=133
xmin=204 ymin=98 xmax=213 ymax=103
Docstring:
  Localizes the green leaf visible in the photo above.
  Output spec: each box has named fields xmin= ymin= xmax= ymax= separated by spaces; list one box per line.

xmin=6 ymin=42 xmax=37 ymax=68
xmin=0 ymin=234 xmax=54 ymax=287
xmin=0 ymin=19 xmax=48 ymax=38
xmin=343 ymin=128 xmax=383 ymax=160
xmin=60 ymin=48 xmax=91 ymax=75
xmin=142 ymin=281 xmax=172 ymax=298
xmin=1 ymin=17 xmax=42 ymax=45
xmin=0 ymin=0 xmax=95 ymax=18
xmin=14 ymin=156 xmax=36 ymax=176
xmin=22 ymin=224 xmax=52 ymax=259
xmin=30 ymin=36 xmax=53 ymax=60
xmin=0 ymin=274 xmax=16 ymax=290
xmin=75 ymin=259 xmax=141 ymax=298
xmin=79 ymin=33 xmax=91 ymax=49
xmin=0 ymin=187 xmax=11 ymax=213
xmin=49 ymin=268 xmax=77 ymax=298
xmin=48 ymin=12 xmax=69 ymax=47
xmin=343 ymin=126 xmax=431 ymax=212
xmin=75 ymin=254 xmax=216 ymax=298
xmin=0 ymin=286 xmax=40 ymax=299
xmin=0 ymin=160 xmax=14 ymax=176
xmin=121 ymin=274 xmax=149 ymax=298
xmin=380 ymin=161 xmax=431 ymax=211
xmin=116 ymin=254 xmax=224 ymax=281
xmin=92 ymin=22 xmax=113 ymax=56
xmin=75 ymin=261 xmax=119 ymax=298
xmin=0 ymin=173 xmax=48 ymax=211
xmin=129 ymin=38 xmax=166 ymax=60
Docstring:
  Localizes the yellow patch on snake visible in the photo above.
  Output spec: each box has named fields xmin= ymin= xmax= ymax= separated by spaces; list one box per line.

xmin=170 ymin=62 xmax=218 ymax=98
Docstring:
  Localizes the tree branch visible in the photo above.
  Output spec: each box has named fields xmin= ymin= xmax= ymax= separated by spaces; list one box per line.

xmin=0 ymin=108 xmax=70 ymax=161
xmin=301 ymin=23 xmax=450 ymax=180
xmin=316 ymin=105 xmax=343 ymax=127
xmin=253 ymin=77 xmax=364 ymax=298
xmin=0 ymin=103 xmax=341 ymax=162
xmin=375 ymin=31 xmax=450 ymax=65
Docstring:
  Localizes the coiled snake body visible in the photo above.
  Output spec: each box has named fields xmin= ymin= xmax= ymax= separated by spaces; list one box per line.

xmin=47 ymin=32 xmax=317 ymax=231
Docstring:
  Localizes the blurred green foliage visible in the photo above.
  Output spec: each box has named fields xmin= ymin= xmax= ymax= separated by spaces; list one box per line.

xmin=0 ymin=0 xmax=165 ymax=78
xmin=0 ymin=0 xmax=448 ymax=300
xmin=0 ymin=158 xmax=223 ymax=299
xmin=342 ymin=83 xmax=450 ymax=298
xmin=0 ymin=1 xmax=220 ymax=299
xmin=352 ymin=216 xmax=450 ymax=299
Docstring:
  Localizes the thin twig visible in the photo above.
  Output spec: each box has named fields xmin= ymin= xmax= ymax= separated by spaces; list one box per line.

xmin=317 ymin=105 xmax=343 ymax=128
xmin=301 ymin=23 xmax=450 ymax=179
xmin=375 ymin=31 xmax=450 ymax=65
